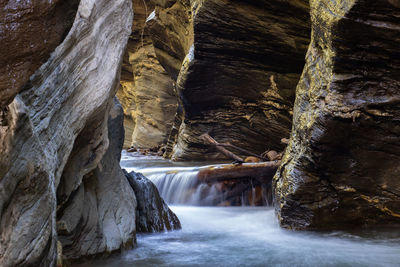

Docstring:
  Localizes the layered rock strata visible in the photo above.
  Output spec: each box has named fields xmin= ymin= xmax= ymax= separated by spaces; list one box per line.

xmin=0 ymin=0 xmax=79 ymax=108
xmin=125 ymin=171 xmax=181 ymax=232
xmin=117 ymin=0 xmax=178 ymax=149
xmin=0 ymin=0 xmax=133 ymax=265
xmin=274 ymin=0 xmax=400 ymax=229
xmin=57 ymin=99 xmax=137 ymax=261
xmin=148 ymin=0 xmax=311 ymax=160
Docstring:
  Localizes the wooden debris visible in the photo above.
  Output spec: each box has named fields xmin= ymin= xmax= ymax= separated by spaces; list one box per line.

xmin=200 ymin=133 xmax=244 ymax=162
xmin=200 ymin=133 xmax=271 ymax=161
xmin=216 ymin=143 xmax=269 ymax=161
xmin=197 ymin=161 xmax=281 ymax=184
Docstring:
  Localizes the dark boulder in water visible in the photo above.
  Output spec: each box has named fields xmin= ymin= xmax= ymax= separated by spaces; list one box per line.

xmin=124 ymin=170 xmax=181 ymax=233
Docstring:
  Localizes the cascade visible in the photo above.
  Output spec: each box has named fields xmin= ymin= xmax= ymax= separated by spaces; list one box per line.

xmin=121 ymin=151 xmax=269 ymax=206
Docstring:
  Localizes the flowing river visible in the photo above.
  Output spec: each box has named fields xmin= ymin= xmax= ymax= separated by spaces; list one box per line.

xmin=77 ymin=152 xmax=400 ymax=267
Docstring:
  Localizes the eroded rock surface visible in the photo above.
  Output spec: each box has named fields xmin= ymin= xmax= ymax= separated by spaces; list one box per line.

xmin=148 ymin=0 xmax=310 ymax=160
xmin=0 ymin=0 xmax=133 ymax=265
xmin=117 ymin=0 xmax=178 ymax=149
xmin=274 ymin=0 xmax=400 ymax=229
xmin=0 ymin=0 xmax=79 ymax=108
xmin=57 ymin=99 xmax=137 ymax=261
xmin=125 ymin=171 xmax=181 ymax=232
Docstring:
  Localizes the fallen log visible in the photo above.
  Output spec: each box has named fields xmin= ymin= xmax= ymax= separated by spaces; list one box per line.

xmin=197 ymin=161 xmax=281 ymax=184
xmin=200 ymin=133 xmax=244 ymax=162
xmin=216 ymin=143 xmax=269 ymax=161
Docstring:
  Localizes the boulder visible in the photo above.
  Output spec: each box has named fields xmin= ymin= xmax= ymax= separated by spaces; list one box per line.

xmin=274 ymin=0 xmax=400 ymax=229
xmin=125 ymin=170 xmax=181 ymax=233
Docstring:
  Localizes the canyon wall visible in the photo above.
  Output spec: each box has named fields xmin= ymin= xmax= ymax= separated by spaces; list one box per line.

xmin=0 ymin=0 xmax=135 ymax=265
xmin=57 ymin=99 xmax=137 ymax=261
xmin=147 ymin=0 xmax=311 ymax=160
xmin=0 ymin=0 xmax=79 ymax=108
xmin=274 ymin=0 xmax=400 ymax=229
xmin=117 ymin=0 xmax=178 ymax=149
xmin=1 ymin=4 xmax=399 ymax=267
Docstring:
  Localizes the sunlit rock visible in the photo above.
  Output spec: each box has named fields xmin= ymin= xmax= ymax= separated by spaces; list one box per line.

xmin=148 ymin=0 xmax=311 ymax=160
xmin=117 ymin=0 xmax=178 ymax=149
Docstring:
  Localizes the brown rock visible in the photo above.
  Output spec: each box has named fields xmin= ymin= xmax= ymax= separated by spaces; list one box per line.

xmin=0 ymin=0 xmax=79 ymax=108
xmin=274 ymin=0 xmax=400 ymax=229
xmin=149 ymin=0 xmax=310 ymax=160
xmin=117 ymin=0 xmax=178 ymax=149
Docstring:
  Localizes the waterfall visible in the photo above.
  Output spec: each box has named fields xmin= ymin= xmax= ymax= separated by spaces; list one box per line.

xmin=121 ymin=152 xmax=270 ymax=206
xmin=135 ymin=166 xmax=222 ymax=205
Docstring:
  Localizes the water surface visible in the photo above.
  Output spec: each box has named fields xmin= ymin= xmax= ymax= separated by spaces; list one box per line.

xmin=80 ymin=206 xmax=400 ymax=267
xmin=76 ymin=152 xmax=400 ymax=267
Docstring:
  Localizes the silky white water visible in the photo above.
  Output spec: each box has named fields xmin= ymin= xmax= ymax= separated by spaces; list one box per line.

xmin=79 ymin=206 xmax=400 ymax=267
xmin=76 ymin=152 xmax=400 ymax=266
xmin=121 ymin=151 xmax=228 ymax=205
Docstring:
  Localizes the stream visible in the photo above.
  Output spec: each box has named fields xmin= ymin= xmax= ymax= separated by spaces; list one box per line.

xmin=77 ymin=152 xmax=400 ymax=267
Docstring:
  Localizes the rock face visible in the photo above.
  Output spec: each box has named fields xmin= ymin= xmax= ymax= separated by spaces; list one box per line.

xmin=117 ymin=0 xmax=178 ymax=149
xmin=147 ymin=0 xmax=311 ymax=160
xmin=57 ymin=99 xmax=137 ymax=261
xmin=125 ymin=170 xmax=181 ymax=233
xmin=0 ymin=0 xmax=79 ymax=108
xmin=274 ymin=0 xmax=400 ymax=229
xmin=0 ymin=0 xmax=133 ymax=265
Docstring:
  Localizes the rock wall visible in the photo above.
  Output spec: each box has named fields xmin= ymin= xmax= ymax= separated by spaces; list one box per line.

xmin=57 ymin=99 xmax=137 ymax=261
xmin=148 ymin=0 xmax=310 ymax=160
xmin=0 ymin=0 xmax=79 ymax=108
xmin=274 ymin=0 xmax=400 ymax=229
xmin=117 ymin=0 xmax=178 ymax=149
xmin=0 ymin=0 xmax=134 ymax=265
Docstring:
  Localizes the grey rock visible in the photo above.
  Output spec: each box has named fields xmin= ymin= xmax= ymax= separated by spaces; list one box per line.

xmin=125 ymin=171 xmax=181 ymax=233
xmin=0 ymin=0 xmax=133 ymax=265
xmin=57 ymin=99 xmax=137 ymax=262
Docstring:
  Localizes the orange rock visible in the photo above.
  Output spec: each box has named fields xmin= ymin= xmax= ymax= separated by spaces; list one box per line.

xmin=244 ymin=156 xmax=261 ymax=163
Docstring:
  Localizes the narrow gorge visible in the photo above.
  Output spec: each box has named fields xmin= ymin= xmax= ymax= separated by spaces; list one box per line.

xmin=0 ymin=0 xmax=399 ymax=266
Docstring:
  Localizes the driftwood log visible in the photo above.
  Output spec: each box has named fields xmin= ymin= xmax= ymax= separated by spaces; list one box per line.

xmin=200 ymin=133 xmax=245 ymax=162
xmin=198 ymin=133 xmax=284 ymax=206
xmin=197 ymin=161 xmax=281 ymax=184
xmin=200 ymin=133 xmax=269 ymax=161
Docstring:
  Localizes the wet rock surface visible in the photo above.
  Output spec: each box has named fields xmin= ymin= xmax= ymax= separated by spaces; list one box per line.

xmin=148 ymin=0 xmax=311 ymax=160
xmin=0 ymin=0 xmax=79 ymax=108
xmin=125 ymin=170 xmax=181 ymax=233
xmin=274 ymin=0 xmax=400 ymax=229
xmin=0 ymin=0 xmax=133 ymax=265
